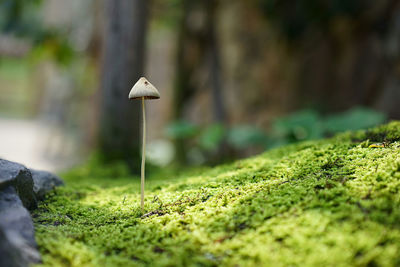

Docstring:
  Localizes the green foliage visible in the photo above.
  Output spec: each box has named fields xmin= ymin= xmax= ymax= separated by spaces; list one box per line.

xmin=323 ymin=107 xmax=387 ymax=133
xmin=34 ymin=121 xmax=400 ymax=266
xmin=272 ymin=107 xmax=387 ymax=146
xmin=165 ymin=120 xmax=199 ymax=139
xmin=0 ymin=0 xmax=76 ymax=65
xmin=29 ymin=32 xmax=76 ymax=66
xmin=272 ymin=110 xmax=323 ymax=143
xmin=166 ymin=108 xmax=386 ymax=164
xmin=0 ymin=0 xmax=42 ymax=36
xmin=199 ymin=123 xmax=225 ymax=151
xmin=227 ymin=125 xmax=267 ymax=149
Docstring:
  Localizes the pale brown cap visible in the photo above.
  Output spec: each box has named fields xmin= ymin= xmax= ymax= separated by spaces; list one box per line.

xmin=129 ymin=77 xmax=160 ymax=100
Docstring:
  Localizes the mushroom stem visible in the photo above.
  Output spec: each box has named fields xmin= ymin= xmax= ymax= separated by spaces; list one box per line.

xmin=141 ymin=96 xmax=146 ymax=211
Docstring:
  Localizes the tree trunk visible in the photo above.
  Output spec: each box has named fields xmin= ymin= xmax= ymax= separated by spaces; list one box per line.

xmin=172 ymin=0 xmax=200 ymax=164
xmin=172 ymin=0 xmax=229 ymax=164
xmin=206 ymin=0 xmax=226 ymax=124
xmin=98 ymin=0 xmax=148 ymax=169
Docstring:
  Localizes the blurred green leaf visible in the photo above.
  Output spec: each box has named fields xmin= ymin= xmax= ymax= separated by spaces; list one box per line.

xmin=165 ymin=120 xmax=199 ymax=139
xmin=273 ymin=110 xmax=323 ymax=142
xmin=227 ymin=126 xmax=267 ymax=149
xmin=199 ymin=123 xmax=225 ymax=151
xmin=0 ymin=0 xmax=43 ymax=37
xmin=323 ymin=107 xmax=387 ymax=133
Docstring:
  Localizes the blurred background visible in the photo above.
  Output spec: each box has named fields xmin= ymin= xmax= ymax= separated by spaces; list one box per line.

xmin=0 ymin=0 xmax=399 ymax=172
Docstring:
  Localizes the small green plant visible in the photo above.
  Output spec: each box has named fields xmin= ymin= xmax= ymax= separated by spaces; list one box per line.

xmin=165 ymin=107 xmax=387 ymax=164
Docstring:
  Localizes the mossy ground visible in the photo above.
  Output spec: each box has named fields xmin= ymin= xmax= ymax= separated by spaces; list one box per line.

xmin=34 ymin=122 xmax=400 ymax=267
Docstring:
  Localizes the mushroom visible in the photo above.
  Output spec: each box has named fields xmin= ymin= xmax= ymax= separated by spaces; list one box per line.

xmin=129 ymin=77 xmax=160 ymax=211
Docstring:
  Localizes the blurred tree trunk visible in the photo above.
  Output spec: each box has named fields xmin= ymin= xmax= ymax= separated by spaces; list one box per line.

xmin=172 ymin=0 xmax=202 ymax=164
xmin=206 ymin=0 xmax=226 ymax=124
xmin=205 ymin=0 xmax=231 ymax=162
xmin=98 ymin=0 xmax=148 ymax=169
xmin=85 ymin=0 xmax=104 ymax=151
xmin=173 ymin=0 xmax=228 ymax=164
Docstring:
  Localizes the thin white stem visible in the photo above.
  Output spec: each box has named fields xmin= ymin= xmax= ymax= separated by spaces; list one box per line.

xmin=141 ymin=97 xmax=146 ymax=211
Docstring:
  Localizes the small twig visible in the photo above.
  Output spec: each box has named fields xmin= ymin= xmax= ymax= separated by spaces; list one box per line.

xmin=141 ymin=210 xmax=165 ymax=218
xmin=278 ymin=180 xmax=290 ymax=185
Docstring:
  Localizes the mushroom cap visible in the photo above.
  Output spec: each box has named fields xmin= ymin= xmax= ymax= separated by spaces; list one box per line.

xmin=129 ymin=77 xmax=160 ymax=100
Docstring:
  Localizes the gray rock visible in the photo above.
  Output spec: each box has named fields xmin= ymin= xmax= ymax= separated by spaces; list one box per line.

xmin=31 ymin=169 xmax=64 ymax=200
xmin=0 ymin=159 xmax=64 ymax=266
xmin=0 ymin=159 xmax=37 ymax=210
xmin=0 ymin=186 xmax=41 ymax=266
xmin=0 ymin=226 xmax=25 ymax=267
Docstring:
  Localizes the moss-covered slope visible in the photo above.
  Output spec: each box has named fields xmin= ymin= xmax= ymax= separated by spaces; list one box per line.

xmin=34 ymin=122 xmax=400 ymax=266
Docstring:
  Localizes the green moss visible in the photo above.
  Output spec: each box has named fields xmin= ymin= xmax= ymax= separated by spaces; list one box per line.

xmin=351 ymin=121 xmax=400 ymax=143
xmin=34 ymin=122 xmax=400 ymax=267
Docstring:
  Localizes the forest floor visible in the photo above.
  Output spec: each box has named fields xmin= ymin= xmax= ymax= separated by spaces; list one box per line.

xmin=33 ymin=122 xmax=400 ymax=267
